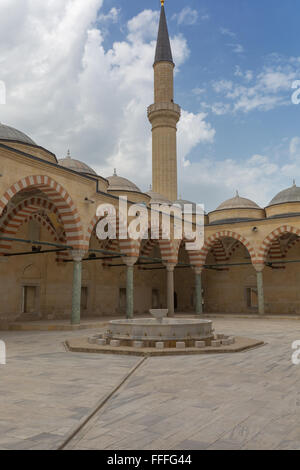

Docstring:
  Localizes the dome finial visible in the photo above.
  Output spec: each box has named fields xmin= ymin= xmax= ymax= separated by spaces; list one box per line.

xmin=235 ymin=190 xmax=239 ymax=198
xmin=293 ymin=179 xmax=296 ymax=187
xmin=67 ymin=149 xmax=71 ymax=159
xmin=113 ymin=168 xmax=117 ymax=176
xmin=161 ymin=0 xmax=165 ymax=6
xmin=149 ymin=184 xmax=152 ymax=190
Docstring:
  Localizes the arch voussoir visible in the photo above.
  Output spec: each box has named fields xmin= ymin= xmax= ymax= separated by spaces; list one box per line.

xmin=0 ymin=176 xmax=85 ymax=250
xmin=258 ymin=225 xmax=300 ymax=264
xmin=199 ymin=230 xmax=257 ymax=268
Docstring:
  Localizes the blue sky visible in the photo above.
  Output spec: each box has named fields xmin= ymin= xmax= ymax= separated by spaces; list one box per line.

xmin=1 ymin=0 xmax=300 ymax=211
xmin=99 ymin=0 xmax=300 ymax=208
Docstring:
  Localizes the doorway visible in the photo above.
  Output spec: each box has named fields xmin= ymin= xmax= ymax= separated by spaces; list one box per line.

xmin=23 ymin=286 xmax=38 ymax=314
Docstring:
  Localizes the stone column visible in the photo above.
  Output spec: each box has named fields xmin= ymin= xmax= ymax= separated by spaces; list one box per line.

xmin=194 ymin=267 xmax=203 ymax=315
xmin=255 ymin=264 xmax=265 ymax=315
xmin=71 ymin=250 xmax=86 ymax=325
xmin=124 ymin=257 xmax=137 ymax=319
xmin=166 ymin=263 xmax=176 ymax=317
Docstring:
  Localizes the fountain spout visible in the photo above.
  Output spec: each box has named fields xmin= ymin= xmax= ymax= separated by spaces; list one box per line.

xmin=149 ymin=309 xmax=168 ymax=322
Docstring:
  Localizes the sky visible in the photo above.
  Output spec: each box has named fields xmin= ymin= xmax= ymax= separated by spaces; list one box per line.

xmin=1 ymin=0 xmax=300 ymax=211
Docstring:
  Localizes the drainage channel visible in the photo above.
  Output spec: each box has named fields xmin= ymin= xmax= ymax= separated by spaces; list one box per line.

xmin=57 ymin=356 xmax=148 ymax=450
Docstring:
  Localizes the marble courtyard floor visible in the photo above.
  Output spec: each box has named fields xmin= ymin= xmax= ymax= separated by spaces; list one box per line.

xmin=0 ymin=318 xmax=299 ymax=450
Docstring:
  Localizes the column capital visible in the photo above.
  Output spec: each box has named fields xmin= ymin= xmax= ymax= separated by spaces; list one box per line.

xmin=254 ymin=263 xmax=265 ymax=273
xmin=71 ymin=250 xmax=86 ymax=262
xmin=124 ymin=256 xmax=138 ymax=267
xmin=164 ymin=262 xmax=176 ymax=272
xmin=193 ymin=266 xmax=204 ymax=275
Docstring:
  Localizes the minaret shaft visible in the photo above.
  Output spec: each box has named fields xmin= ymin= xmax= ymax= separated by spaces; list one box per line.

xmin=148 ymin=4 xmax=180 ymax=202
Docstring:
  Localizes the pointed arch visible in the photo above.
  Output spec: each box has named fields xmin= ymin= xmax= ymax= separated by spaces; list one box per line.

xmin=258 ymin=225 xmax=300 ymax=264
xmin=199 ymin=230 xmax=257 ymax=267
xmin=0 ymin=176 xmax=85 ymax=249
xmin=87 ymin=212 xmax=140 ymax=258
xmin=139 ymin=226 xmax=177 ymax=264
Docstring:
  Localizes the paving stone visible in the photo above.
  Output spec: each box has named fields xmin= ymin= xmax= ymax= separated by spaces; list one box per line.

xmin=96 ymin=339 xmax=106 ymax=346
xmin=1 ymin=318 xmax=300 ymax=450
xmin=211 ymin=340 xmax=222 ymax=347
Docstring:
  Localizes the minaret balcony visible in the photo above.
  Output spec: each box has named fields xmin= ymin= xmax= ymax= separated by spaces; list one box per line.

xmin=147 ymin=102 xmax=181 ymax=128
xmin=147 ymin=102 xmax=181 ymax=117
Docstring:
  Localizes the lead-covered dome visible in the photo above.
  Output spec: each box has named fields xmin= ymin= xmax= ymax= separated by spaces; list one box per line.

xmin=146 ymin=187 xmax=172 ymax=205
xmin=0 ymin=122 xmax=36 ymax=145
xmin=269 ymin=182 xmax=300 ymax=206
xmin=216 ymin=191 xmax=260 ymax=210
xmin=209 ymin=191 xmax=264 ymax=224
xmin=58 ymin=151 xmax=97 ymax=176
xmin=265 ymin=182 xmax=300 ymax=218
xmin=174 ymin=198 xmax=201 ymax=214
xmin=107 ymin=169 xmax=141 ymax=193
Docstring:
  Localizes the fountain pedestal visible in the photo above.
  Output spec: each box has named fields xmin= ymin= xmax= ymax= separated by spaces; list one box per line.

xmin=106 ymin=310 xmax=213 ymax=348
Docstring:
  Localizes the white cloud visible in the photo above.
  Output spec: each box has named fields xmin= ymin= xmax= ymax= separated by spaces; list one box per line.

xmin=212 ymin=80 xmax=233 ymax=93
xmin=220 ymin=27 xmax=236 ymax=38
xmin=0 ymin=1 xmax=213 ymax=195
xmin=180 ymin=136 xmax=300 ymax=211
xmin=98 ymin=7 xmax=120 ymax=24
xmin=202 ymin=55 xmax=300 ymax=115
xmin=192 ymin=87 xmax=205 ymax=96
xmin=228 ymin=43 xmax=244 ymax=54
xmin=127 ymin=9 xmax=159 ymax=43
xmin=173 ymin=7 xmax=199 ymax=26
xmin=289 ymin=137 xmax=300 ymax=159
xmin=178 ymin=111 xmax=216 ymax=167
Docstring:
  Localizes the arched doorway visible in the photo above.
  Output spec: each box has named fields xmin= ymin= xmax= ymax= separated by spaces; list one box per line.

xmin=0 ymin=176 xmax=84 ymax=322
xmin=259 ymin=226 xmax=300 ymax=314
xmin=201 ymin=233 xmax=257 ymax=314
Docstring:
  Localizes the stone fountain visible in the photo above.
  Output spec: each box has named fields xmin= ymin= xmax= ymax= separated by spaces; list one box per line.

xmin=105 ymin=309 xmax=214 ymax=348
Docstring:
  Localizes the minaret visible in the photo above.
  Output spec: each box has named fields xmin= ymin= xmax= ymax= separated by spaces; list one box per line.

xmin=147 ymin=0 xmax=181 ymax=202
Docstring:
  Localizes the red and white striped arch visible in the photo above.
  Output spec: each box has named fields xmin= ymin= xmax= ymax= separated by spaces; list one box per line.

xmin=0 ymin=176 xmax=85 ymax=249
xmin=257 ymin=225 xmax=300 ymax=264
xmin=87 ymin=213 xmax=140 ymax=259
xmin=199 ymin=230 xmax=257 ymax=268
xmin=173 ymin=238 xmax=202 ymax=268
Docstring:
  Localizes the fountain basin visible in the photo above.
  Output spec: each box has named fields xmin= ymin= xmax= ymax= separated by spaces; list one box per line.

xmin=107 ymin=317 xmax=213 ymax=347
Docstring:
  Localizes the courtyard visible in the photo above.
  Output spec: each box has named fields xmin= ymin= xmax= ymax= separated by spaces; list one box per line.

xmin=0 ymin=317 xmax=299 ymax=450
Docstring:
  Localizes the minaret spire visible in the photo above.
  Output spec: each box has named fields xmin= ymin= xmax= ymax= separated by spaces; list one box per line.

xmin=155 ymin=2 xmax=173 ymax=65
xmin=147 ymin=1 xmax=181 ymax=202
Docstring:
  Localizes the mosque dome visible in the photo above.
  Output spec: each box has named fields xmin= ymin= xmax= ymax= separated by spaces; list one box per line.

xmin=107 ymin=169 xmax=141 ymax=193
xmin=146 ymin=187 xmax=172 ymax=205
xmin=58 ymin=151 xmax=97 ymax=176
xmin=174 ymin=198 xmax=200 ymax=214
xmin=265 ymin=182 xmax=300 ymax=218
xmin=209 ymin=191 xmax=264 ymax=224
xmin=216 ymin=191 xmax=260 ymax=210
xmin=269 ymin=182 xmax=300 ymax=206
xmin=0 ymin=122 xmax=36 ymax=146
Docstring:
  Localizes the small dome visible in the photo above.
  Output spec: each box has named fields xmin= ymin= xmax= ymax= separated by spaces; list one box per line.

xmin=269 ymin=182 xmax=300 ymax=206
xmin=58 ymin=151 xmax=97 ymax=176
xmin=174 ymin=198 xmax=201 ymax=214
xmin=216 ymin=191 xmax=260 ymax=210
xmin=107 ymin=169 xmax=141 ymax=193
xmin=0 ymin=122 xmax=36 ymax=145
xmin=146 ymin=187 xmax=172 ymax=205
